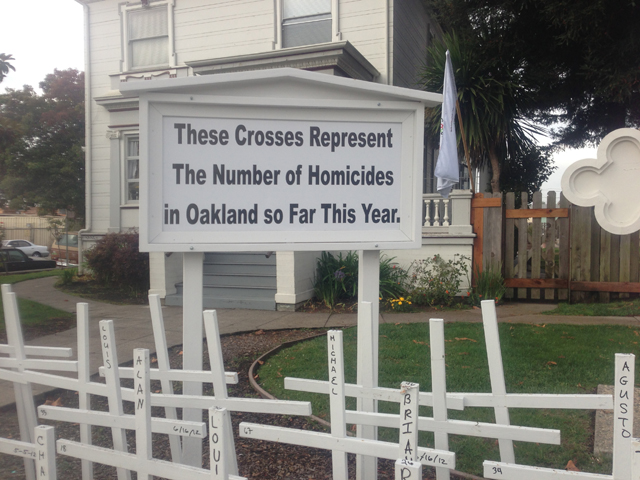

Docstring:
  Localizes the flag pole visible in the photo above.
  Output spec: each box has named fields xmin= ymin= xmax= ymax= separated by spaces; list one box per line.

xmin=455 ymin=99 xmax=475 ymax=193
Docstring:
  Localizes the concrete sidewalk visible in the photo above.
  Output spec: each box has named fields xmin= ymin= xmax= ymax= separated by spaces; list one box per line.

xmin=2 ymin=276 xmax=639 ymax=408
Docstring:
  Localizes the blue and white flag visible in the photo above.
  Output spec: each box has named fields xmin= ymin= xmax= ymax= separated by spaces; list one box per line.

xmin=435 ymin=50 xmax=459 ymax=198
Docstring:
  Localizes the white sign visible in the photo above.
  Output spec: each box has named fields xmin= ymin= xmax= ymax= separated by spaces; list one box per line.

xmin=131 ymin=69 xmax=432 ymax=252
xmin=561 ymin=128 xmax=640 ymax=235
xmin=144 ymin=104 xmax=419 ymax=251
xmin=162 ymin=117 xmax=402 ymax=233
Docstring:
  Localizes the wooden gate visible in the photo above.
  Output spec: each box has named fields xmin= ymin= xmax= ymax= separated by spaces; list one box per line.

xmin=497 ymin=191 xmax=640 ymax=302
xmin=471 ymin=193 xmax=502 ymax=280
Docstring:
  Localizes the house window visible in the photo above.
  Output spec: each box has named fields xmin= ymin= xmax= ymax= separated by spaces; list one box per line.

xmin=122 ymin=2 xmax=174 ymax=71
xmin=282 ymin=0 xmax=332 ymax=48
xmin=125 ymin=136 xmax=140 ymax=203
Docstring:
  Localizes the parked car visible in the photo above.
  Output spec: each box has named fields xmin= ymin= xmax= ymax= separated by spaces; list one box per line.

xmin=1 ymin=239 xmax=50 ymax=257
xmin=0 ymin=248 xmax=57 ymax=272
xmin=51 ymin=233 xmax=79 ymax=266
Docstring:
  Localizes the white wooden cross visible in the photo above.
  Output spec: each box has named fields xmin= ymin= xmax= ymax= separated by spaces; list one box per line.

xmin=0 ymin=304 xmax=146 ymax=480
xmin=99 ymin=319 xmax=134 ymax=480
xmin=430 ymin=319 xmax=451 ymax=480
xmin=0 ymin=284 xmax=82 ymax=480
xmin=482 ymin=353 xmax=635 ymax=480
xmin=328 ymin=329 xmax=348 ymax=478
xmin=96 ymin=296 xmax=238 ymax=465
xmin=239 ymin=329 xmax=457 ymax=474
xmin=95 ymin=309 xmax=312 ymax=475
xmin=455 ymin=300 xmax=614 ymax=465
xmin=0 ymin=425 xmax=57 ymax=480
xmin=395 ymin=381 xmax=422 ymax=480
xmin=2 ymin=283 xmax=39 ymax=480
xmin=287 ymin=320 xmax=562 ymax=453
xmin=56 ymin=348 xmax=248 ymax=480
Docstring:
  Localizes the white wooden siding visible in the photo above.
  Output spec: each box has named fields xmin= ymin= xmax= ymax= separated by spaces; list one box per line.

xmin=391 ymin=0 xmax=428 ymax=88
xmin=176 ymin=0 xmax=275 ymax=61
xmin=339 ymin=0 xmax=388 ymax=84
xmin=85 ymin=0 xmax=432 ymax=235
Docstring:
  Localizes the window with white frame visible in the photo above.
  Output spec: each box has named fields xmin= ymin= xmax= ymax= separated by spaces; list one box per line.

xmin=125 ymin=136 xmax=140 ymax=203
xmin=122 ymin=2 xmax=174 ymax=71
xmin=282 ymin=0 xmax=332 ymax=48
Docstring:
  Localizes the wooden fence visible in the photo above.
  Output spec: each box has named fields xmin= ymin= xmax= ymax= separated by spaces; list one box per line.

xmin=497 ymin=191 xmax=640 ymax=302
xmin=0 ymin=216 xmax=60 ymax=248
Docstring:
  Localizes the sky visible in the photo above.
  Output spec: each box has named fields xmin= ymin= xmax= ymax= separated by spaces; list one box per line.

xmin=0 ymin=0 xmax=595 ymax=194
xmin=1 ymin=1 xmax=85 ymax=93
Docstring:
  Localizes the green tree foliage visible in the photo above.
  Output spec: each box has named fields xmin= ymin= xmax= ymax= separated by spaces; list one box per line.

xmin=421 ymin=32 xmax=553 ymax=193
xmin=0 ymin=54 xmax=16 ymax=83
xmin=0 ymin=69 xmax=85 ymax=220
xmin=426 ymin=0 xmax=640 ymax=150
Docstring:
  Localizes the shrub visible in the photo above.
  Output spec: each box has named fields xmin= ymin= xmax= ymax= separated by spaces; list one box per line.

xmin=470 ymin=262 xmax=506 ymax=306
xmin=408 ymin=254 xmax=469 ymax=306
xmin=313 ymin=252 xmax=410 ymax=308
xmin=59 ymin=267 xmax=77 ymax=286
xmin=313 ymin=251 xmax=358 ymax=308
xmin=379 ymin=256 xmax=409 ymax=300
xmin=85 ymin=232 xmax=149 ymax=296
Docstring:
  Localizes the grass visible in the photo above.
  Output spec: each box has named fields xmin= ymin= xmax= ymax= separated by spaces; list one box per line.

xmin=0 ymin=269 xmax=63 ymax=285
xmin=544 ymin=298 xmax=640 ymax=317
xmin=258 ymin=322 xmax=640 ymax=476
xmin=0 ymin=269 xmax=71 ymax=332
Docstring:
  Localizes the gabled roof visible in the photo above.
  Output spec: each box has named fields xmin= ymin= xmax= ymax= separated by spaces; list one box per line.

xmin=119 ymin=67 xmax=442 ymax=106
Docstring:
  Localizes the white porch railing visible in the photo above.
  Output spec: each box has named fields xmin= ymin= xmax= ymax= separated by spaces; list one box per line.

xmin=422 ymin=190 xmax=474 ymax=236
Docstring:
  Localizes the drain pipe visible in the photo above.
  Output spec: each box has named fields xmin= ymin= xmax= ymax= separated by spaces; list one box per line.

xmin=77 ymin=1 xmax=92 ymax=275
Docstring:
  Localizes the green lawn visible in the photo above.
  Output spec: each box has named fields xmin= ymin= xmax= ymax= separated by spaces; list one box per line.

xmin=544 ymin=299 xmax=640 ymax=317
xmin=0 ymin=269 xmax=63 ymax=285
xmin=259 ymin=322 xmax=640 ymax=476
xmin=0 ymin=270 xmax=71 ymax=331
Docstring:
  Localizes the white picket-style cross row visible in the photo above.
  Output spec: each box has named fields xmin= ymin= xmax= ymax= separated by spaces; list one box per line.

xmin=92 ymin=313 xmax=312 ymax=477
xmin=0 ymin=284 xmax=86 ymax=480
xmin=452 ymin=301 xmax=614 ymax=466
xmin=2 ymin=284 xmax=637 ymax=480
xmin=56 ymin=348 xmax=248 ymax=480
xmin=287 ymin=318 xmax=562 ymax=463
xmin=483 ymin=353 xmax=636 ymax=480
xmin=0 ymin=425 xmax=57 ymax=480
xmin=239 ymin=329 xmax=457 ymax=475
xmin=95 ymin=296 xmax=238 ymax=464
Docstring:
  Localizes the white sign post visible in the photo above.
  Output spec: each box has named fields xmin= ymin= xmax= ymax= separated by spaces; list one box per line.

xmin=182 ymin=251 xmax=205 ymax=467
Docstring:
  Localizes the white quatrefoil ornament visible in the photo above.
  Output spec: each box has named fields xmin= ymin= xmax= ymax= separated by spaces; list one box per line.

xmin=561 ymin=128 xmax=640 ymax=235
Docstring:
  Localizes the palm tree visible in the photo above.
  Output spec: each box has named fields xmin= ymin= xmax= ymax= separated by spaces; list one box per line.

xmin=420 ymin=32 xmax=541 ymax=193
xmin=0 ymin=54 xmax=16 ymax=83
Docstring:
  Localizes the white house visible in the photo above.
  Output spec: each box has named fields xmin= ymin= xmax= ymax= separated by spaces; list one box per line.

xmin=74 ymin=0 xmax=474 ymax=310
